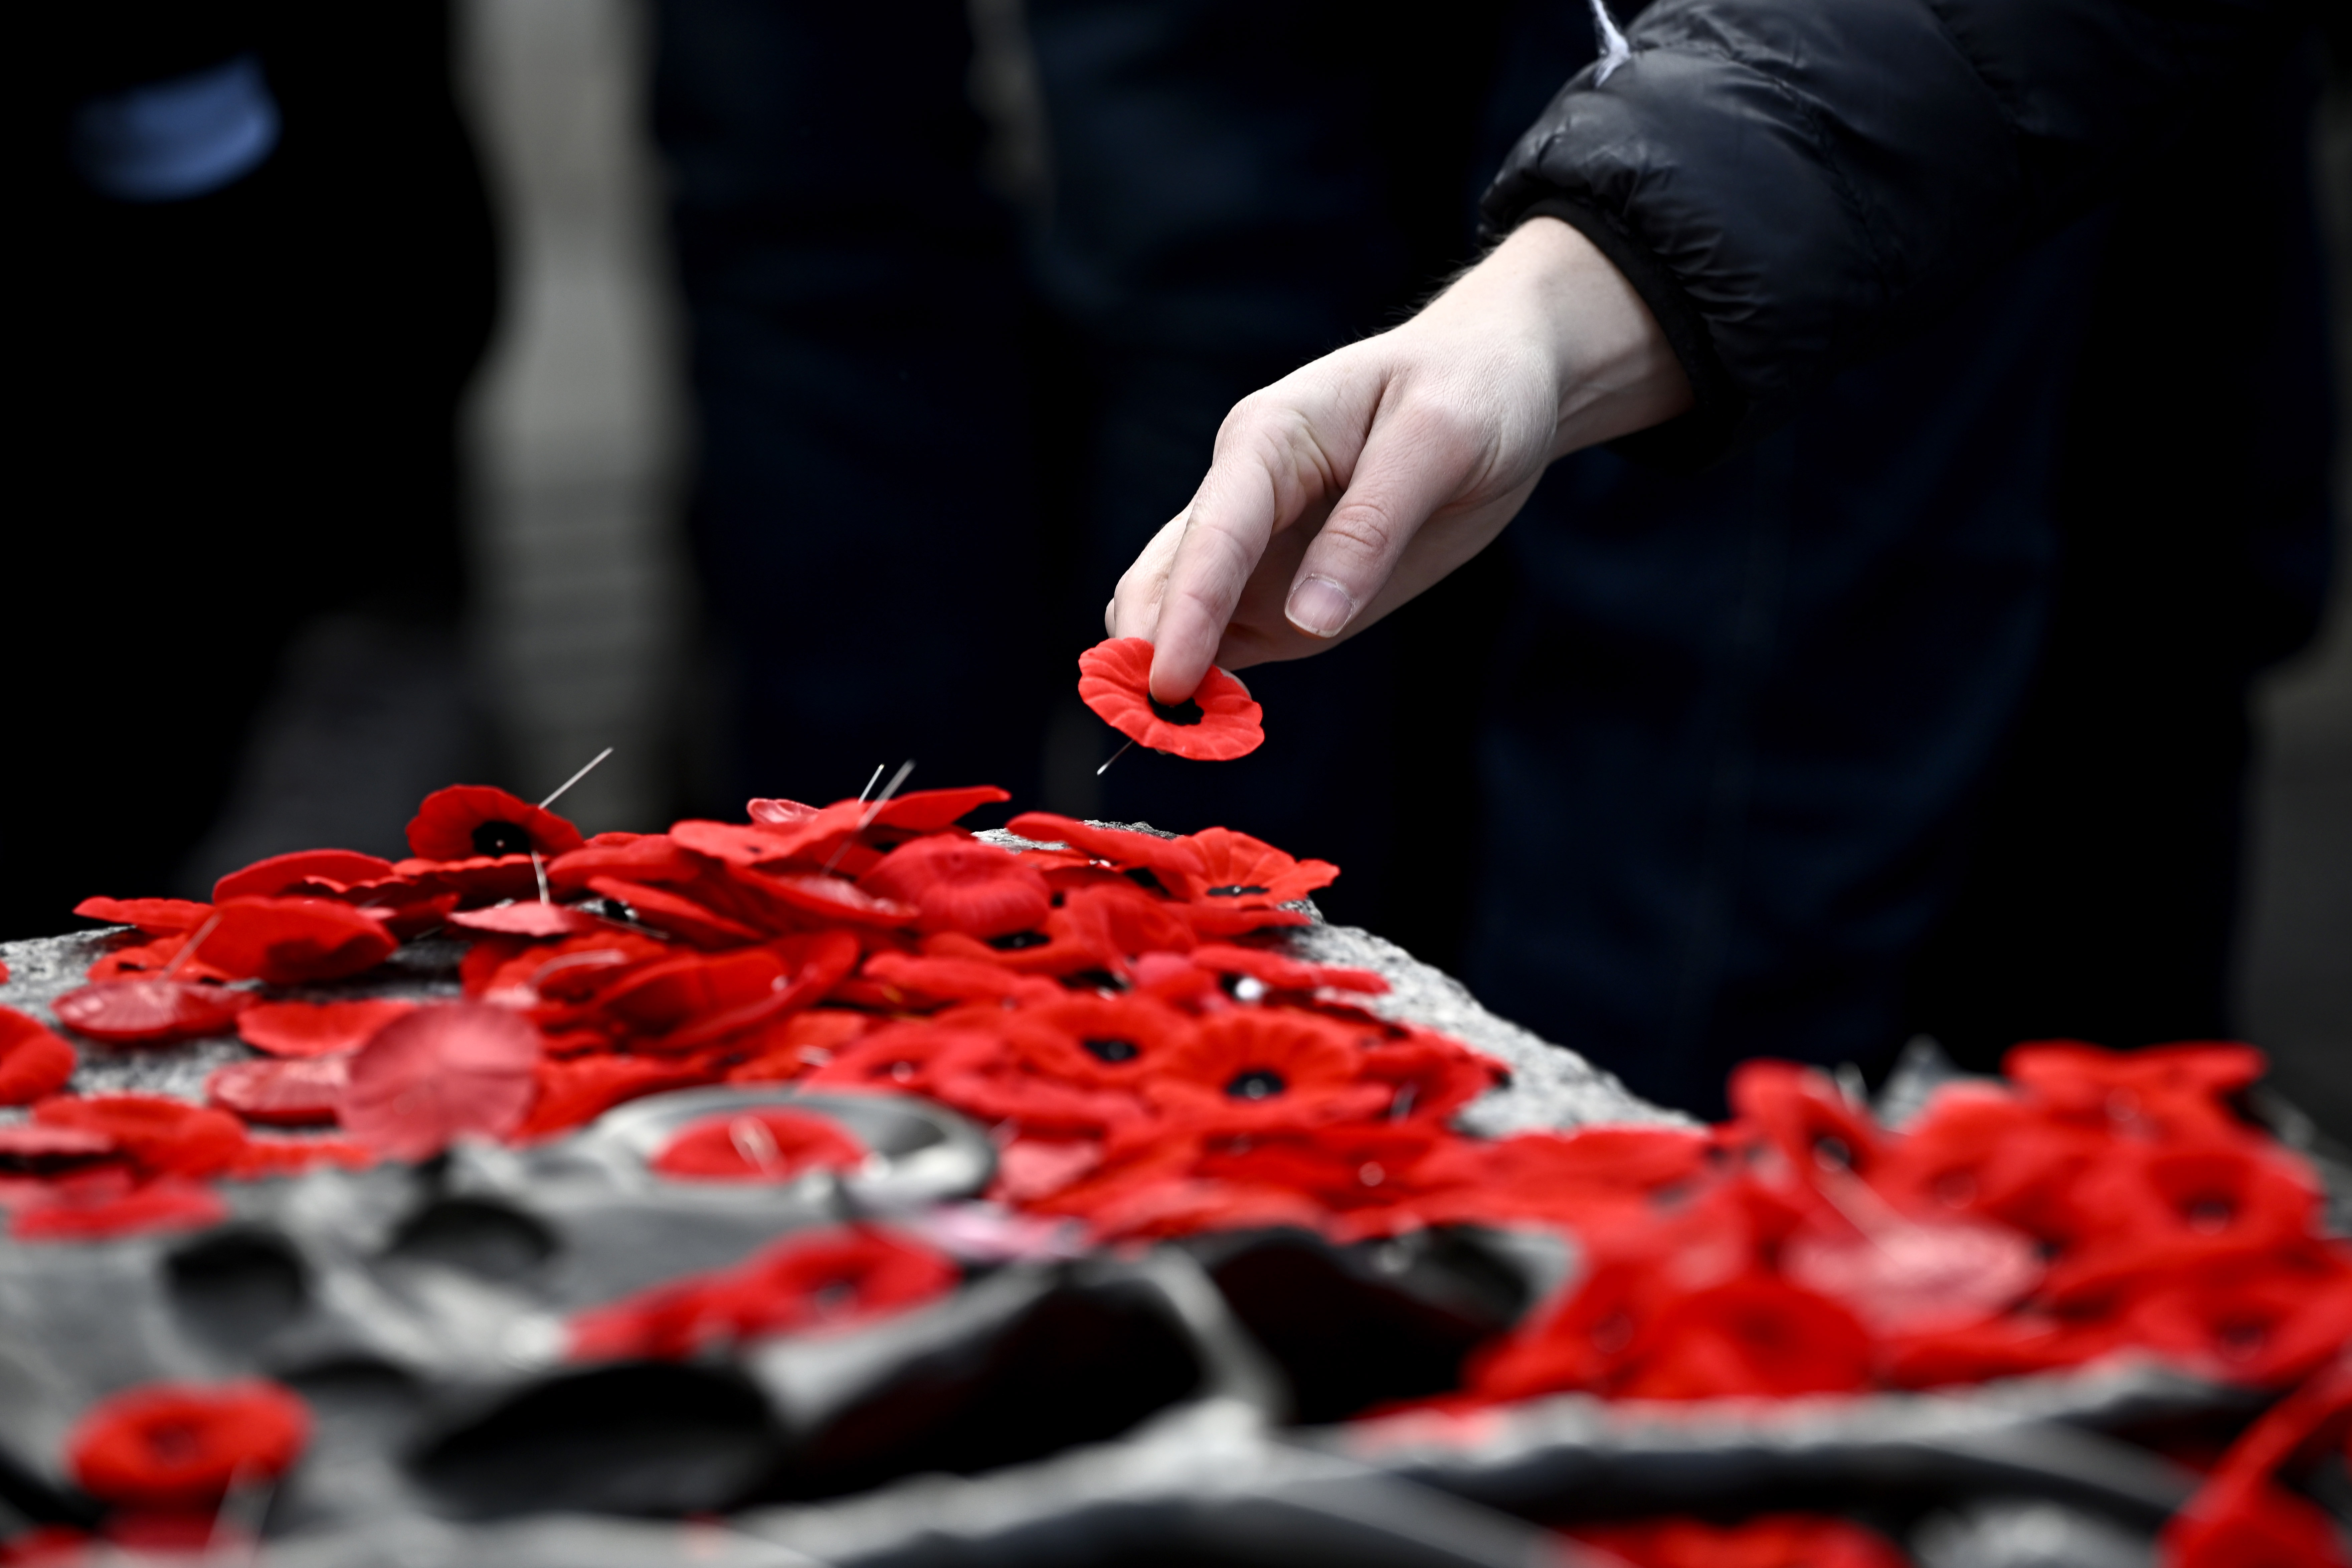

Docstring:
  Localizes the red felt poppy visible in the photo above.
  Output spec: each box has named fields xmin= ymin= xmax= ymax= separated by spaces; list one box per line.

xmin=1002 ymin=995 xmax=1200 ymax=1090
xmin=212 ymin=850 xmax=399 ymax=903
xmin=234 ymin=999 xmax=416 ymax=1059
xmin=0 ymin=1007 xmax=77 ymax=1105
xmin=734 ymin=870 xmax=919 ymax=930
xmin=1727 ymin=1059 xmax=1882 ymax=1181
xmin=651 ymin=1106 xmax=866 ymax=1182
xmin=859 ymin=952 xmax=1062 ymax=1010
xmin=0 ymin=1122 xmax=118 ymax=1170
xmin=50 ymin=977 xmax=255 ymax=1046
xmin=1185 ymin=943 xmax=1386 ymax=996
xmin=223 ymin=1138 xmax=376 ymax=1180
xmin=746 ymin=797 xmax=819 ymax=826
xmin=65 ymin=1380 xmax=309 ymax=1513
xmin=2005 ymin=1039 xmax=2266 ymax=1140
xmin=516 ymin=1053 xmax=719 ymax=1140
xmin=2104 ymin=1240 xmax=2352 ymax=1386
xmin=1004 ymin=812 xmax=1209 ymax=884
xmin=1565 ymin=1515 xmax=1909 ymax=1568
xmin=1051 ymin=882 xmax=1199 ymax=977
xmin=1868 ymin=1085 xmax=2108 ymax=1247
xmin=584 ymin=876 xmax=768 ymax=947
xmin=801 ymin=1023 xmax=1002 ymax=1097
xmin=447 ymin=901 xmax=613 ymax=939
xmin=1168 ymin=828 xmax=1338 ymax=907
xmin=11 ymin=1181 xmax=230 ymax=1243
xmin=207 ymin=1059 xmax=348 ymax=1127
xmin=405 ymin=785 xmax=586 ymax=862
xmin=34 ymin=1096 xmax=248 ymax=1178
xmin=200 ymin=898 xmax=398 ymax=986
xmin=2160 ymin=1357 xmax=2352 ymax=1568
xmin=1782 ymin=1212 xmax=2042 ymax=1337
xmin=1147 ymin=1009 xmax=1388 ymax=1125
xmin=724 ymin=1009 xmax=876 ymax=1085
xmin=568 ymin=1224 xmax=958 ymax=1360
xmin=857 ymin=836 xmax=1051 ymax=939
xmin=70 ymin=897 xmax=215 ymax=937
xmin=1077 ymin=637 xmax=1264 ymax=760
xmin=339 ymin=1003 xmax=542 ymax=1161
xmin=1611 ymin=1274 xmax=1876 ymax=1401
xmin=861 ymin=785 xmax=1012 ymax=832
xmin=593 ymin=933 xmax=858 ymax=1052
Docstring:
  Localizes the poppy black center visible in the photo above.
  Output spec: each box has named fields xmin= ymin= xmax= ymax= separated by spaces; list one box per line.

xmin=1205 ymin=884 xmax=1269 ymax=898
xmin=1084 ymin=1037 xmax=1139 ymax=1064
xmin=1226 ymin=1068 xmax=1285 ymax=1100
xmin=472 ymin=820 xmax=533 ymax=857
xmin=1148 ymin=694 xmax=1206 ymax=726
xmin=988 ymin=931 xmax=1050 ymax=950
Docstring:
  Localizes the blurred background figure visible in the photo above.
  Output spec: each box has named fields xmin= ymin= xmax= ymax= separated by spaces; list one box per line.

xmin=8 ymin=2 xmax=497 ymax=933
xmin=4 ymin=2 xmax=2346 ymax=1135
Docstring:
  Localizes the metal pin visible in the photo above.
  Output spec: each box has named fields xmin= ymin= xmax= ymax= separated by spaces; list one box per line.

xmin=730 ymin=1115 xmax=781 ymax=1171
xmin=856 ymin=762 xmax=886 ymax=803
xmin=160 ymin=913 xmax=224 ymax=980
xmin=531 ymin=850 xmax=551 ymax=905
xmin=1095 ymin=738 xmax=1136 ymax=777
xmin=859 ymin=760 xmax=916 ymax=828
xmin=209 ymin=1460 xmax=273 ymax=1563
xmin=823 ymin=760 xmax=916 ymax=873
xmin=539 ymin=746 xmax=615 ymax=810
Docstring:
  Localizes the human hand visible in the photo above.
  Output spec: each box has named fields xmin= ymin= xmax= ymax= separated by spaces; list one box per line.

xmin=1106 ymin=216 xmax=1693 ymax=703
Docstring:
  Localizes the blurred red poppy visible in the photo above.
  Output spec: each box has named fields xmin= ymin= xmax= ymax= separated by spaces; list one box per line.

xmin=801 ymin=1023 xmax=1001 ymax=1096
xmin=11 ymin=1180 xmax=230 ymax=1242
xmin=66 ymin=1380 xmax=309 ymax=1513
xmin=1612 ymin=1274 xmax=1876 ymax=1401
xmin=1077 ymin=637 xmax=1264 ymax=760
xmin=448 ymin=902 xmax=613 ymax=938
xmin=223 ymin=1138 xmax=376 ymax=1179
xmin=1169 ymin=828 xmax=1337 ymax=907
xmin=34 ymin=1096 xmax=247 ymax=1178
xmin=70 ymin=897 xmax=215 ymax=936
xmin=1147 ymin=1009 xmax=1388 ymax=1125
xmin=1565 ymin=1515 xmax=1908 ymax=1568
xmin=202 ymin=898 xmax=398 ymax=986
xmin=1185 ymin=943 xmax=1385 ymax=996
xmin=568 ymin=1225 xmax=958 ymax=1360
xmin=206 ymin=1058 xmax=348 ymax=1127
xmin=0 ymin=1007 xmax=77 ymax=1105
xmin=1004 ymin=812 xmax=1209 ymax=884
xmin=2005 ymin=1039 xmax=2265 ymax=1140
xmin=235 ymin=999 xmax=416 ymax=1059
xmin=517 ymin=1053 xmax=718 ymax=1140
xmin=405 ymin=785 xmax=586 ymax=862
xmin=584 ymin=877 xmax=767 ymax=947
xmin=340 ymin=1003 xmax=541 ymax=1160
xmin=1727 ymin=1059 xmax=1881 ymax=1181
xmin=212 ymin=849 xmax=399 ymax=903
xmin=651 ymin=1106 xmax=866 ymax=1182
xmin=1002 ymin=995 xmax=1199 ymax=1089
xmin=50 ymin=979 xmax=255 ymax=1046
xmin=858 ymin=836 xmax=1051 ymax=939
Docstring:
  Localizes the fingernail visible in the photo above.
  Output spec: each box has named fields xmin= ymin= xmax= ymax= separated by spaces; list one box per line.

xmin=1286 ymin=576 xmax=1356 ymax=638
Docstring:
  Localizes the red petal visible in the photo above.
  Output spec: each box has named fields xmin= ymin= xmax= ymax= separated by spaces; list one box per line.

xmin=584 ymin=877 xmax=767 ymax=946
xmin=1003 ymin=813 xmax=1209 ymax=883
xmin=235 ymin=999 xmax=416 ymax=1059
xmin=740 ymin=872 xmax=919 ymax=929
xmin=51 ymin=980 xmax=256 ymax=1045
xmin=746 ymin=797 xmax=820 ymax=825
xmin=207 ymin=1059 xmax=348 ymax=1127
xmin=516 ymin=1054 xmax=718 ymax=1139
xmin=1076 ymin=637 xmax=1264 ymax=760
xmin=405 ymin=785 xmax=586 ymax=861
xmin=0 ymin=1122 xmax=117 ymax=1168
xmin=201 ymin=898 xmax=398 ymax=985
xmin=651 ymin=1107 xmax=866 ymax=1182
xmin=71 ymin=897 xmax=215 ymax=936
xmin=340 ymin=1003 xmax=542 ymax=1160
xmin=11 ymin=1181 xmax=229 ymax=1242
xmin=223 ymin=1138 xmax=376 ymax=1179
xmin=66 ymin=1381 xmax=309 ymax=1512
xmin=447 ymin=902 xmax=614 ymax=938
xmin=863 ymin=785 xmax=1012 ymax=832
xmin=212 ymin=850 xmax=398 ymax=902
xmin=0 ymin=1006 xmax=78 ymax=1105
xmin=33 ymin=1096 xmax=248 ymax=1177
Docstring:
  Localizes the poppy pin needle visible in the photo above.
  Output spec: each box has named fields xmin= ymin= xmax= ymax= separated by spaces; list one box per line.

xmin=1095 ymin=739 xmax=1136 ymax=777
xmin=825 ymin=760 xmax=915 ymax=872
xmin=856 ymin=763 xmax=886 ymax=803
xmin=531 ymin=850 xmax=551 ymax=906
xmin=160 ymin=913 xmax=224 ymax=980
xmin=539 ymin=746 xmax=614 ymax=810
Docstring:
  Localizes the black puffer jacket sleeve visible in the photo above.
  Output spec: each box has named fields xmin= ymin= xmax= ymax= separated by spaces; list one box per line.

xmin=1480 ymin=0 xmax=2320 ymax=468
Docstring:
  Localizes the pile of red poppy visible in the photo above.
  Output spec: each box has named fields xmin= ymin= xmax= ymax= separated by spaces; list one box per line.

xmin=3 ymin=778 xmax=2348 ymax=1566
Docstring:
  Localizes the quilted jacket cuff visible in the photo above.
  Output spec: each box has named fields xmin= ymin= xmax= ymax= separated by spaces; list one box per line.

xmin=1513 ymin=195 xmax=1743 ymax=473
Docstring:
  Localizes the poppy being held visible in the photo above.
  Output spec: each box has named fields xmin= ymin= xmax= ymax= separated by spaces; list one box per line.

xmin=405 ymin=785 xmax=587 ymax=862
xmin=66 ymin=1380 xmax=310 ymax=1513
xmin=1077 ymin=637 xmax=1264 ymax=761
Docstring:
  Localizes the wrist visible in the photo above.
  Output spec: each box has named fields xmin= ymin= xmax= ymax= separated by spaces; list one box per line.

xmin=1451 ymin=215 xmax=1694 ymax=460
